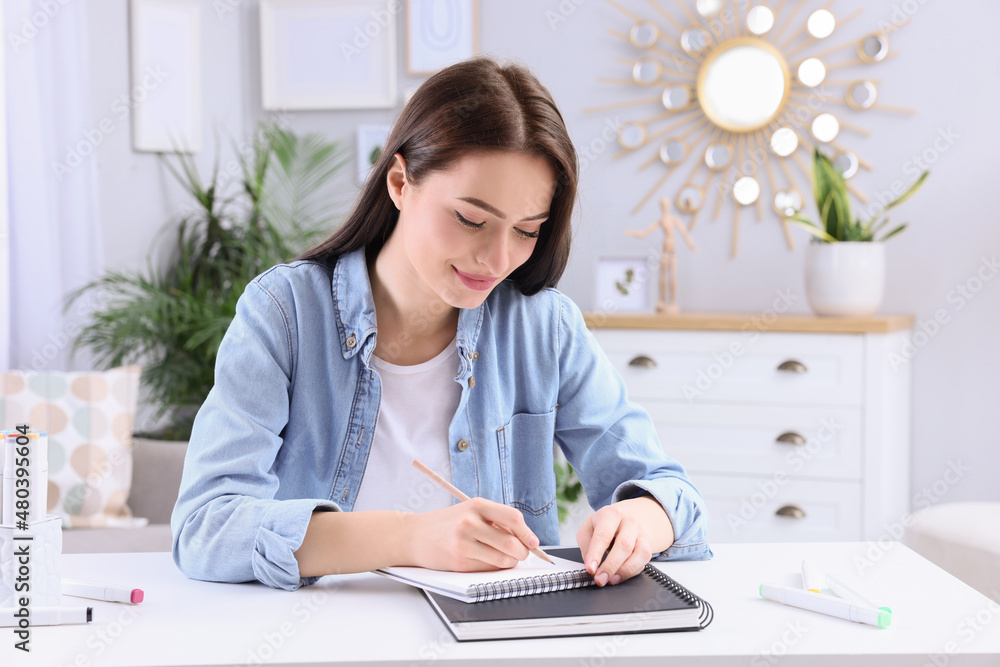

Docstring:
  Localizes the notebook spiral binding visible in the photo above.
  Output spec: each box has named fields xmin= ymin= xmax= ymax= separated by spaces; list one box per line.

xmin=469 ymin=568 xmax=595 ymax=602
xmin=643 ymin=564 xmax=715 ymax=629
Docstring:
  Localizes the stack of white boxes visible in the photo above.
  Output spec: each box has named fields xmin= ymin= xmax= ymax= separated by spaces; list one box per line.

xmin=1 ymin=430 xmax=62 ymax=608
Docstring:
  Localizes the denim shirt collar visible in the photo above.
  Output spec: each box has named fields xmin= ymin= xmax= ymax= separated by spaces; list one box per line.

xmin=331 ymin=247 xmax=485 ymax=377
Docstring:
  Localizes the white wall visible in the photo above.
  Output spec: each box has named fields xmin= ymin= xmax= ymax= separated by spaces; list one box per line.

xmin=77 ymin=0 xmax=999 ymax=503
xmin=86 ymin=0 xmax=247 ymax=274
xmin=0 ymin=4 xmax=9 ymax=368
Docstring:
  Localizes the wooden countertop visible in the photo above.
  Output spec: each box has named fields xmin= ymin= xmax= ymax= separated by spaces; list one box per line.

xmin=583 ymin=312 xmax=915 ymax=334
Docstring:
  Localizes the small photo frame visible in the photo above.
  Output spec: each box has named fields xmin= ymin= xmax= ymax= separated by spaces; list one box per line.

xmin=406 ymin=0 xmax=478 ymax=75
xmin=129 ymin=0 xmax=202 ymax=152
xmin=595 ymin=257 xmax=653 ymax=313
xmin=260 ymin=0 xmax=397 ymax=110
xmin=356 ymin=124 xmax=393 ymax=186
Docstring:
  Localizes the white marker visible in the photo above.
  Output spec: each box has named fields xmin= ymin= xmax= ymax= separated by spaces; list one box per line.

xmin=1 ymin=432 xmax=16 ymax=525
xmin=801 ymin=559 xmax=824 ymax=593
xmin=760 ymin=583 xmax=892 ymax=628
xmin=0 ymin=606 xmax=93 ymax=627
xmin=2 ymin=431 xmax=48 ymax=524
xmin=63 ymin=578 xmax=144 ymax=604
xmin=28 ymin=432 xmax=49 ymax=523
xmin=826 ymin=574 xmax=891 ymax=613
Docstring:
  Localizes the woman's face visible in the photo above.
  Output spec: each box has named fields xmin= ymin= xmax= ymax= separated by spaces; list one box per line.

xmin=386 ymin=151 xmax=557 ymax=309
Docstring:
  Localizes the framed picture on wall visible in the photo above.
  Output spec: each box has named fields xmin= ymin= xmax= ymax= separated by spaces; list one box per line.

xmin=595 ymin=256 xmax=653 ymax=313
xmin=406 ymin=0 xmax=478 ymax=75
xmin=129 ymin=0 xmax=202 ymax=152
xmin=260 ymin=0 xmax=397 ymax=110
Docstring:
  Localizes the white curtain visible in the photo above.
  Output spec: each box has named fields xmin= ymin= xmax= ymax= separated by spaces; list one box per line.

xmin=3 ymin=0 xmax=104 ymax=371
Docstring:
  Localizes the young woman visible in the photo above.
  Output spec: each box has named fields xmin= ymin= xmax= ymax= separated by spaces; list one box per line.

xmin=171 ymin=57 xmax=712 ymax=593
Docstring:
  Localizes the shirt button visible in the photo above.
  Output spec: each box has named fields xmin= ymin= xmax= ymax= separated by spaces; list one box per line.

xmin=457 ymin=439 xmax=469 ymax=452
xmin=468 ymin=376 xmax=476 ymax=389
xmin=469 ymin=350 xmax=479 ymax=361
xmin=346 ymin=335 xmax=357 ymax=348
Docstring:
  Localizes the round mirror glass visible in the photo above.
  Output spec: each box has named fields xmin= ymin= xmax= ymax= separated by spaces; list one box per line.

xmin=677 ymin=184 xmax=705 ymax=213
xmin=659 ymin=139 xmax=687 ymax=165
xmin=698 ymin=40 xmax=789 ymax=132
xmin=696 ymin=0 xmax=722 ymax=18
xmin=733 ymin=177 xmax=761 ymax=205
xmin=618 ymin=122 xmax=647 ymax=150
xmin=770 ymin=127 xmax=798 ymax=157
xmin=747 ymin=6 xmax=775 ymax=35
xmin=847 ymin=80 xmax=878 ymax=109
xmin=704 ymin=143 xmax=733 ymax=171
xmin=633 ymin=58 xmax=663 ymax=86
xmin=859 ymin=33 xmax=889 ymax=62
xmin=807 ymin=9 xmax=836 ymax=39
xmin=662 ymin=85 xmax=692 ymax=111
xmin=774 ymin=189 xmax=803 ymax=216
xmin=681 ymin=27 xmax=710 ymax=55
xmin=797 ymin=57 xmax=826 ymax=88
xmin=833 ymin=151 xmax=860 ymax=179
xmin=629 ymin=20 xmax=659 ymax=50
xmin=811 ymin=113 xmax=840 ymax=143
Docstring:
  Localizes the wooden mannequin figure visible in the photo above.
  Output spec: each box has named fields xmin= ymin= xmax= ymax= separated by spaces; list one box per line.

xmin=625 ymin=197 xmax=699 ymax=314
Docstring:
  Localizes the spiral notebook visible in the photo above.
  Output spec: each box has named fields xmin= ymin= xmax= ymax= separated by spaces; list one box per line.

xmin=384 ymin=547 xmax=713 ymax=641
xmin=375 ymin=550 xmax=595 ymax=603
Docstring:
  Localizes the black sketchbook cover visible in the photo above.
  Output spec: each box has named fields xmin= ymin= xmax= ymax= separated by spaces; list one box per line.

xmin=423 ymin=547 xmax=713 ymax=641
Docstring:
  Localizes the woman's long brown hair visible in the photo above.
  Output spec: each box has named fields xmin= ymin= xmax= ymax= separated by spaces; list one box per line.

xmin=295 ymin=57 xmax=578 ymax=295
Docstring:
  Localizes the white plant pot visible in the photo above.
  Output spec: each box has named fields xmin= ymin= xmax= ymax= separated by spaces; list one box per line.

xmin=805 ymin=241 xmax=885 ymax=316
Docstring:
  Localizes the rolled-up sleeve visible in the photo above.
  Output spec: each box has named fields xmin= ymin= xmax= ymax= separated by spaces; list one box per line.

xmin=553 ymin=294 xmax=712 ymax=562
xmin=170 ymin=278 xmax=340 ymax=590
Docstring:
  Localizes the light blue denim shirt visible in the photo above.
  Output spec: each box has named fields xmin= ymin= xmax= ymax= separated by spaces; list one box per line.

xmin=171 ymin=247 xmax=712 ymax=591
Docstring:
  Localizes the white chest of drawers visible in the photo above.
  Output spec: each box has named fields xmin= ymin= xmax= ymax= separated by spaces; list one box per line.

xmin=585 ymin=312 xmax=914 ymax=544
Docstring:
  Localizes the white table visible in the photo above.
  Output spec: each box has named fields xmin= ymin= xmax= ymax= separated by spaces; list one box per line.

xmin=3 ymin=542 xmax=999 ymax=666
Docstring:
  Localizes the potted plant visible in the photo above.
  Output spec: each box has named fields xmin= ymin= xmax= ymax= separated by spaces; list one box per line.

xmin=66 ymin=122 xmax=348 ymax=441
xmin=554 ymin=453 xmax=587 ymax=544
xmin=787 ymin=148 xmax=928 ymax=316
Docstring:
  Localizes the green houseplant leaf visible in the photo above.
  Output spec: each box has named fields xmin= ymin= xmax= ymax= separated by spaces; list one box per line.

xmin=786 ymin=214 xmax=838 ymax=243
xmin=66 ymin=121 xmax=347 ymax=440
xmin=878 ymin=223 xmax=908 ymax=242
xmin=789 ymin=146 xmax=928 ymax=244
xmin=812 ymin=148 xmax=852 ymax=241
xmin=554 ymin=459 xmax=584 ymax=525
xmin=881 ymin=170 xmax=929 ymax=212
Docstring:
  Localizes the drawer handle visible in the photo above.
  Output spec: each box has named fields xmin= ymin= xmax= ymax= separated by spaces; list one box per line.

xmin=775 ymin=431 xmax=806 ymax=446
xmin=777 ymin=359 xmax=808 ymax=374
xmin=628 ymin=354 xmax=657 ymax=369
xmin=775 ymin=505 xmax=806 ymax=520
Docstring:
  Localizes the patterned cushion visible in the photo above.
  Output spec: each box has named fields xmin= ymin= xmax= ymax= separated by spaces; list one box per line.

xmin=0 ymin=366 xmax=142 ymax=528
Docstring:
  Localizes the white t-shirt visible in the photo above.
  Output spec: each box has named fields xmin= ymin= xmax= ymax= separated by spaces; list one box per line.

xmin=352 ymin=336 xmax=462 ymax=514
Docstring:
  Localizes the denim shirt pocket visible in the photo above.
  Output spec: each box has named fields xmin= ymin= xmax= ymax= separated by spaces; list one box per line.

xmin=496 ymin=411 xmax=557 ymax=517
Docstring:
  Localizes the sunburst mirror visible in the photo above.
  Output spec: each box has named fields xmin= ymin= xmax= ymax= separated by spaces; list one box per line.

xmin=588 ymin=0 xmax=915 ymax=257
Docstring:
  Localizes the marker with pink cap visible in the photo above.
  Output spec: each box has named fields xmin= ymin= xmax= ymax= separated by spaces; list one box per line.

xmin=62 ymin=578 xmax=144 ymax=604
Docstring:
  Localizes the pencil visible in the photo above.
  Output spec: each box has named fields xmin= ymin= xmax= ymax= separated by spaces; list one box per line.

xmin=412 ymin=458 xmax=555 ymax=564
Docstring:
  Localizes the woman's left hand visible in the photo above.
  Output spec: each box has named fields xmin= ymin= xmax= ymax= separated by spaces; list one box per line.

xmin=577 ymin=494 xmax=675 ymax=587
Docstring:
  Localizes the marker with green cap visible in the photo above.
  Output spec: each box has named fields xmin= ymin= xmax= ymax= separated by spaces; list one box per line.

xmin=825 ymin=574 xmax=892 ymax=615
xmin=759 ymin=583 xmax=892 ymax=628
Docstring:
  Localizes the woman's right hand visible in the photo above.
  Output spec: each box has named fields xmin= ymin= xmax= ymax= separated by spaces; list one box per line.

xmin=404 ymin=497 xmax=540 ymax=572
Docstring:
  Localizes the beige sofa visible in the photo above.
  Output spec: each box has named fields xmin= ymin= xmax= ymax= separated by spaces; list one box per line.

xmin=902 ymin=502 xmax=1000 ymax=599
xmin=61 ymin=438 xmax=187 ymax=554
